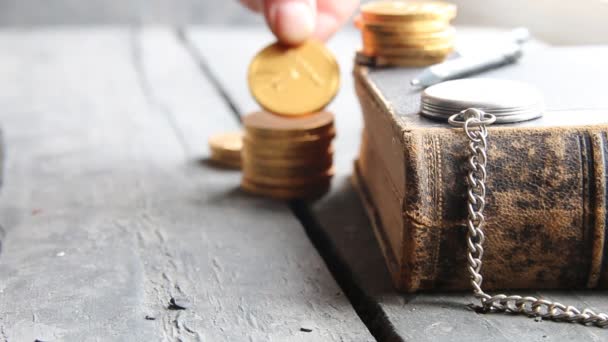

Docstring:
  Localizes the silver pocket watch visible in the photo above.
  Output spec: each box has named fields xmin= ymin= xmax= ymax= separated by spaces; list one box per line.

xmin=421 ymin=78 xmax=545 ymax=124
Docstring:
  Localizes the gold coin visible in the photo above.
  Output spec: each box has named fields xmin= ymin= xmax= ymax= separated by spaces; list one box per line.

xmin=245 ymin=130 xmax=336 ymax=148
xmin=363 ymin=43 xmax=454 ymax=58
xmin=355 ymin=51 xmax=448 ymax=67
xmin=210 ymin=154 xmax=241 ymax=169
xmin=210 ymin=149 xmax=241 ymax=162
xmin=373 ymin=54 xmax=448 ymax=67
xmin=243 ymin=143 xmax=333 ymax=164
xmin=243 ymin=167 xmax=333 ymax=182
xmin=244 ymin=169 xmax=335 ymax=187
xmin=208 ymin=131 xmax=242 ymax=153
xmin=355 ymin=51 xmax=377 ymax=66
xmin=248 ymin=41 xmax=340 ymax=116
xmin=361 ymin=1 xmax=457 ymax=23
xmin=243 ymin=110 xmax=335 ymax=139
xmin=242 ymin=150 xmax=333 ymax=169
xmin=243 ymin=145 xmax=334 ymax=163
xmin=243 ymin=159 xmax=333 ymax=178
xmin=241 ymin=178 xmax=330 ymax=200
xmin=210 ymin=148 xmax=241 ymax=159
xmin=245 ymin=125 xmax=335 ymax=142
xmin=244 ymin=143 xmax=334 ymax=160
xmin=243 ymin=110 xmax=334 ymax=131
xmin=361 ymin=20 xmax=451 ymax=34
xmin=208 ymin=131 xmax=243 ymax=168
xmin=245 ymin=176 xmax=332 ymax=190
xmin=245 ymin=137 xmax=333 ymax=152
xmin=363 ymin=40 xmax=454 ymax=55
xmin=361 ymin=26 xmax=455 ymax=45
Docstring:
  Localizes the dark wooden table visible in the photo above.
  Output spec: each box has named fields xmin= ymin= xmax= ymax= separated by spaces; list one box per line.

xmin=0 ymin=27 xmax=606 ymax=341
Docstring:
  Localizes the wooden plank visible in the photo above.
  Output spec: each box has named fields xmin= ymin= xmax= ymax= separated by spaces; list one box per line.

xmin=0 ymin=28 xmax=371 ymax=341
xmin=135 ymin=28 xmax=373 ymax=342
xmin=186 ymin=27 xmax=608 ymax=341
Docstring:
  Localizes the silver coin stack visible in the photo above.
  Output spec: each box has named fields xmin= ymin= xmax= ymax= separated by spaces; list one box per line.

xmin=420 ymin=79 xmax=544 ymax=124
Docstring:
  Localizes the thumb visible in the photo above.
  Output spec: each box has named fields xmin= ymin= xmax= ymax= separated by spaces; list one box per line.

xmin=263 ymin=0 xmax=317 ymax=46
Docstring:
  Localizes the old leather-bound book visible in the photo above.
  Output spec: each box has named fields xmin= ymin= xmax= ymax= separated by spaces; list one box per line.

xmin=353 ymin=46 xmax=608 ymax=292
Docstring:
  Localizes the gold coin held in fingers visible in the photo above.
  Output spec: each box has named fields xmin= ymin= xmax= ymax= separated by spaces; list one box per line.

xmin=248 ymin=41 xmax=340 ymax=116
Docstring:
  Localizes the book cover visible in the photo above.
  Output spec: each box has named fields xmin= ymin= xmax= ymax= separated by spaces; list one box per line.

xmin=354 ymin=47 xmax=608 ymax=292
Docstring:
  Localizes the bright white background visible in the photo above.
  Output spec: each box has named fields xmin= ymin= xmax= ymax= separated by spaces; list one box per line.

xmin=452 ymin=0 xmax=608 ymax=44
xmin=0 ymin=0 xmax=605 ymax=44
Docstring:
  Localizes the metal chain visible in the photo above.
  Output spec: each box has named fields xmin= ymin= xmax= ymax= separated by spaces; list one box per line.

xmin=449 ymin=108 xmax=608 ymax=328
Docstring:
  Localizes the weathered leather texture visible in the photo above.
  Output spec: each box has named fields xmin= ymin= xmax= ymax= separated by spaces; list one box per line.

xmin=354 ymin=46 xmax=608 ymax=292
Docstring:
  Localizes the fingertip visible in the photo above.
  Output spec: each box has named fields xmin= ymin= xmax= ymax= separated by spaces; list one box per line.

xmin=265 ymin=0 xmax=316 ymax=45
xmin=314 ymin=0 xmax=360 ymax=41
xmin=313 ymin=12 xmax=338 ymax=42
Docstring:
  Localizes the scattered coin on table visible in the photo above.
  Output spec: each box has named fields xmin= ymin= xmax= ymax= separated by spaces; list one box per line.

xmin=208 ymin=131 xmax=243 ymax=169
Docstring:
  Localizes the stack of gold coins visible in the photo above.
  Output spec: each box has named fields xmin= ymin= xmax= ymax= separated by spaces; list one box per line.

xmin=208 ymin=131 xmax=243 ymax=169
xmin=241 ymin=111 xmax=335 ymax=200
xmin=355 ymin=0 xmax=457 ymax=67
xmin=243 ymin=40 xmax=340 ymax=200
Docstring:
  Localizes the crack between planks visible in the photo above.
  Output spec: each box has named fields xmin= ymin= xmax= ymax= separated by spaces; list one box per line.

xmin=129 ymin=26 xmax=191 ymax=156
xmin=175 ymin=27 xmax=243 ymax=123
xmin=290 ymin=202 xmax=402 ymax=342
xmin=128 ymin=27 xmax=204 ymax=341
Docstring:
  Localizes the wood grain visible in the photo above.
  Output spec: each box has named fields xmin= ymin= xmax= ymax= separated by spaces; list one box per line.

xmin=0 ymin=28 xmax=371 ymax=341
xmin=187 ymin=27 xmax=608 ymax=341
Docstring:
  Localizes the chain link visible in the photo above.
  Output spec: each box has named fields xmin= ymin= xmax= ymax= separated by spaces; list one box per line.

xmin=449 ymin=108 xmax=608 ymax=328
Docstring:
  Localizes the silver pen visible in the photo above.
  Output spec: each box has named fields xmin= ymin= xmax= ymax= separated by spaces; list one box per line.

xmin=410 ymin=28 xmax=529 ymax=88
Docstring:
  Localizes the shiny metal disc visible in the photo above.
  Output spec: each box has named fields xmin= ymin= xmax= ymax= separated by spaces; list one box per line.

xmin=420 ymin=78 xmax=544 ymax=123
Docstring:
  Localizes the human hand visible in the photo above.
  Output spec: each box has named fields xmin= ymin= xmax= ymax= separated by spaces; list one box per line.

xmin=240 ymin=0 xmax=360 ymax=45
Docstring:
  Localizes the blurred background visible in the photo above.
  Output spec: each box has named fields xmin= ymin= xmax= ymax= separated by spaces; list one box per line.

xmin=0 ymin=0 xmax=606 ymax=44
